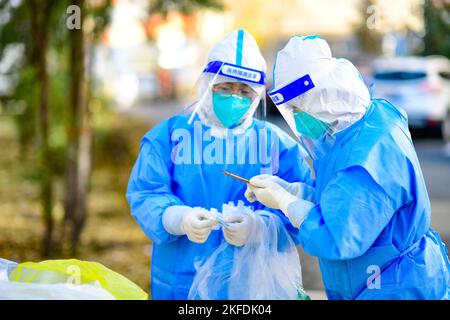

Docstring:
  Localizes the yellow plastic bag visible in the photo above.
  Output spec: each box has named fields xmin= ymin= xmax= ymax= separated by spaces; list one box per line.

xmin=9 ymin=259 xmax=148 ymax=300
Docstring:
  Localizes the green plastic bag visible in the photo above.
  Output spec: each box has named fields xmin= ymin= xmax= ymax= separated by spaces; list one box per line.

xmin=9 ymin=259 xmax=148 ymax=300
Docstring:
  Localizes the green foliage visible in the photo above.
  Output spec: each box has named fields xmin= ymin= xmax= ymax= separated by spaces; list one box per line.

xmin=10 ymin=66 xmax=38 ymax=155
xmin=6 ymin=49 xmax=70 ymax=176
xmin=0 ymin=0 xmax=114 ymax=169
xmin=423 ymin=0 xmax=450 ymax=58
xmin=86 ymin=0 xmax=113 ymax=40
xmin=0 ymin=1 xmax=31 ymax=59
xmin=150 ymin=0 xmax=223 ymax=16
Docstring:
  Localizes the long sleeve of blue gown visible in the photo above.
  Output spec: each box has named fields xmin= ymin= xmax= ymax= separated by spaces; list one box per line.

xmin=298 ymin=165 xmax=398 ymax=260
xmin=126 ymin=139 xmax=185 ymax=245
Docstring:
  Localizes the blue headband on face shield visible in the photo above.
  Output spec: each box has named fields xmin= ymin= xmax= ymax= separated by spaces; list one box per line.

xmin=268 ymin=74 xmax=315 ymax=105
xmin=203 ymin=61 xmax=266 ymax=85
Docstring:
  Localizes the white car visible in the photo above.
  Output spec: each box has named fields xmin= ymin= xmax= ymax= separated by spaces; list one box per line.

xmin=371 ymin=56 xmax=450 ymax=133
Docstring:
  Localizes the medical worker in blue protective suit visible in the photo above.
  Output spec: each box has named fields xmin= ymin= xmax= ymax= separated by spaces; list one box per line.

xmin=126 ymin=30 xmax=314 ymax=300
xmin=246 ymin=35 xmax=450 ymax=300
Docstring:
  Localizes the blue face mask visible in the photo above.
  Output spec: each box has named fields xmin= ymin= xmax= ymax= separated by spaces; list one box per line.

xmin=212 ymin=93 xmax=252 ymax=128
xmin=293 ymin=109 xmax=331 ymax=139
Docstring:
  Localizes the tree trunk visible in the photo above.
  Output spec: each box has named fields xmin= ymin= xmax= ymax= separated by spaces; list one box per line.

xmin=64 ymin=0 xmax=91 ymax=254
xmin=29 ymin=0 xmax=54 ymax=258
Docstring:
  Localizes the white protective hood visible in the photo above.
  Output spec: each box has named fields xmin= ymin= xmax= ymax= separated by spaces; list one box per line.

xmin=271 ymin=35 xmax=371 ymax=133
xmin=193 ymin=29 xmax=267 ymax=138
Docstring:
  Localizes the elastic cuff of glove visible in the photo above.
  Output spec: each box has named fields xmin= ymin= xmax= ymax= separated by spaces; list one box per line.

xmin=286 ymin=199 xmax=315 ymax=228
xmin=278 ymin=191 xmax=301 ymax=218
xmin=162 ymin=205 xmax=190 ymax=236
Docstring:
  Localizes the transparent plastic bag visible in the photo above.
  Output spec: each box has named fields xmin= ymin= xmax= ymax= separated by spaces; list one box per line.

xmin=0 ymin=258 xmax=18 ymax=282
xmin=7 ymin=259 xmax=148 ymax=300
xmin=189 ymin=202 xmax=310 ymax=300
xmin=0 ymin=281 xmax=115 ymax=300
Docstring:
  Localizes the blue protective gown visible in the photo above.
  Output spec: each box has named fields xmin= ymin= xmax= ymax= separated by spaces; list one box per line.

xmin=126 ymin=114 xmax=313 ymax=299
xmin=297 ymin=99 xmax=450 ymax=299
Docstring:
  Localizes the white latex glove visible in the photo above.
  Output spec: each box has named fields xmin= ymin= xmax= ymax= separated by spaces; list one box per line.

xmin=162 ymin=206 xmax=213 ymax=243
xmin=222 ymin=213 xmax=254 ymax=247
xmin=245 ymin=174 xmax=300 ymax=215
xmin=245 ymin=174 xmax=315 ymax=203
xmin=246 ymin=176 xmax=316 ymax=228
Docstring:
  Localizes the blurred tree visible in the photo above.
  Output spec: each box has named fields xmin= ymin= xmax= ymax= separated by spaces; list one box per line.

xmin=0 ymin=0 xmax=68 ymax=257
xmin=63 ymin=0 xmax=224 ymax=254
xmin=28 ymin=0 xmax=54 ymax=257
xmin=63 ymin=0 xmax=111 ymax=255
xmin=0 ymin=0 xmax=110 ymax=256
xmin=64 ymin=0 xmax=88 ymax=255
xmin=0 ymin=0 xmax=224 ymax=256
xmin=423 ymin=0 xmax=450 ymax=58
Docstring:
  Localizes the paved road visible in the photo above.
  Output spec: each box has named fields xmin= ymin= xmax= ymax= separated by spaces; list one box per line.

xmin=414 ymin=138 xmax=450 ymax=241
xmin=124 ymin=103 xmax=450 ymax=299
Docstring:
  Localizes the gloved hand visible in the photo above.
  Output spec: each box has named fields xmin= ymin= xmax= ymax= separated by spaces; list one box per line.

xmin=162 ymin=206 xmax=213 ymax=243
xmin=245 ymin=174 xmax=299 ymax=214
xmin=244 ymin=175 xmax=315 ymax=227
xmin=222 ymin=212 xmax=254 ymax=247
xmin=245 ymin=174 xmax=315 ymax=203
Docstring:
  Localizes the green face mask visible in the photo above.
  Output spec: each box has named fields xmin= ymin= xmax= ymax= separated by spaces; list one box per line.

xmin=293 ymin=109 xmax=331 ymax=139
xmin=212 ymin=93 xmax=252 ymax=128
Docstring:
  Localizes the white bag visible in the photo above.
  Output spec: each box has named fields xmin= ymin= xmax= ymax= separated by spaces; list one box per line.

xmin=0 ymin=281 xmax=115 ymax=300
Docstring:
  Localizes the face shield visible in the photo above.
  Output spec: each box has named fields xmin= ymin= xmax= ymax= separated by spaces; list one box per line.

xmin=268 ymin=73 xmax=337 ymax=160
xmin=269 ymin=34 xmax=372 ymax=160
xmin=185 ymin=60 xmax=267 ymax=137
